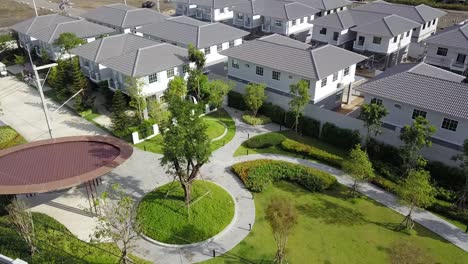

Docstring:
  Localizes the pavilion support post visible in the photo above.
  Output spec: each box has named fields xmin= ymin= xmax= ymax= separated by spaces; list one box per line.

xmin=85 ymin=182 xmax=93 ymax=213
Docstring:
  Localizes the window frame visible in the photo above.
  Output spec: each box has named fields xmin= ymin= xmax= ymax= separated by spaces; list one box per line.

xmin=441 ymin=118 xmax=458 ymax=132
xmin=319 ymin=27 xmax=327 ymax=35
xmin=148 ymin=73 xmax=158 ymax=83
xmin=372 ymin=36 xmax=382 ymax=44
xmin=436 ymin=47 xmax=448 ymax=56
xmin=333 ymin=32 xmax=339 ymax=41
xmin=344 ymin=67 xmax=350 ymax=76
xmin=232 ymin=59 xmax=239 ymax=69
xmin=275 ymin=20 xmax=282 ymax=27
xmin=217 ymin=43 xmax=223 ymax=52
xmin=166 ymin=68 xmax=175 ymax=78
xmin=272 ymin=71 xmax=281 ymax=81
xmin=182 ymin=64 xmax=189 ymax=74
xmin=229 ymin=40 xmax=235 ymax=48
xmin=412 ymin=109 xmax=427 ymax=120
xmin=256 ymin=66 xmax=264 ymax=76
xmin=204 ymin=47 xmax=211 ymax=55
xmin=371 ymin=98 xmax=383 ymax=105
xmin=321 ymin=77 xmax=327 ymax=87
xmin=456 ymin=53 xmax=466 ymax=63
xmin=332 ymin=72 xmax=338 ymax=81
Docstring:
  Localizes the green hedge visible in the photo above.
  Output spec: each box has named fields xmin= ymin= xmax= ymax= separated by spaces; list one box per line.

xmin=259 ymin=103 xmax=285 ymax=124
xmin=227 ymin=91 xmax=247 ymax=110
xmin=320 ymin=122 xmax=360 ymax=150
xmin=232 ymin=159 xmax=337 ymax=192
xmin=242 ymin=114 xmax=272 ymax=125
xmin=301 ymin=116 xmax=321 ymax=138
xmin=280 ymin=139 xmax=343 ymax=168
xmin=428 ymin=200 xmax=468 ymax=225
xmin=244 ymin=132 xmax=286 ymax=149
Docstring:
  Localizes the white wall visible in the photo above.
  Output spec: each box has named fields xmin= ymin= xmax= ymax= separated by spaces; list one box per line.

xmin=312 ymin=26 xmax=354 ymax=46
xmin=412 ymin=18 xmax=438 ymax=43
xmin=213 ymin=7 xmax=234 ymax=21
xmin=353 ymin=31 xmax=412 ymax=54
xmin=424 ymin=43 xmax=468 ymax=73
xmin=286 ymin=16 xmax=314 ymax=36
xmin=313 ymin=65 xmax=356 ymax=102
xmin=233 ymin=12 xmax=262 ymax=29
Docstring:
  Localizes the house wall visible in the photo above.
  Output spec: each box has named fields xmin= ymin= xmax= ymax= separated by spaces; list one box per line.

xmin=311 ymin=26 xmax=354 ymax=46
xmin=424 ymin=43 xmax=468 ymax=74
xmin=232 ymin=12 xmax=262 ymax=29
xmin=316 ymin=6 xmax=348 ymax=17
xmin=176 ymin=3 xmax=197 ymax=17
xmin=353 ymin=31 xmax=412 ymax=55
xmin=412 ymin=18 xmax=438 ymax=43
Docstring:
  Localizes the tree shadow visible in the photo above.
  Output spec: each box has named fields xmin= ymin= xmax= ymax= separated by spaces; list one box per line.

xmin=296 ymin=197 xmax=365 ymax=226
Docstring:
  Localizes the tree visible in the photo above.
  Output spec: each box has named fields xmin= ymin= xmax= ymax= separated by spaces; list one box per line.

xmin=398 ymin=169 xmax=435 ymax=229
xmin=111 ymin=90 xmax=130 ymax=133
xmin=126 ymin=78 xmax=147 ymax=123
xmin=288 ymin=80 xmax=311 ymax=133
xmin=71 ymin=58 xmax=88 ymax=111
xmin=187 ymin=69 xmax=209 ymax=101
xmin=243 ymin=83 xmax=267 ymax=116
xmin=14 ymin=54 xmax=25 ymax=67
xmin=54 ymin=59 xmax=71 ymax=101
xmin=40 ymin=48 xmax=50 ymax=64
xmin=359 ymin=102 xmax=388 ymax=145
xmin=205 ymin=79 xmax=233 ymax=108
xmin=265 ymin=196 xmax=298 ymax=264
xmin=7 ymin=199 xmax=36 ymax=255
xmin=160 ymin=97 xmax=211 ymax=206
xmin=342 ymin=144 xmax=375 ymax=197
xmin=188 ymin=44 xmax=205 ymax=70
xmin=399 ymin=116 xmax=436 ymax=175
xmin=165 ymin=76 xmax=187 ymax=101
xmin=147 ymin=98 xmax=170 ymax=125
xmin=92 ymin=184 xmax=140 ymax=264
xmin=53 ymin=32 xmax=85 ymax=58
xmin=453 ymin=139 xmax=468 ymax=210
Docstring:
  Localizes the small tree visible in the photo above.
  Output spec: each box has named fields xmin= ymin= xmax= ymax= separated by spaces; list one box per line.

xmin=265 ymin=196 xmax=298 ymax=264
xmin=188 ymin=44 xmax=206 ymax=70
xmin=206 ymin=79 xmax=233 ymax=108
xmin=40 ymin=48 xmax=50 ymax=64
xmin=92 ymin=184 xmax=140 ymax=264
xmin=14 ymin=54 xmax=25 ymax=71
xmin=244 ymin=83 xmax=267 ymax=116
xmin=342 ymin=144 xmax=375 ymax=196
xmin=147 ymin=98 xmax=170 ymax=125
xmin=111 ymin=90 xmax=130 ymax=133
xmin=453 ymin=139 xmax=468 ymax=210
xmin=7 ymin=199 xmax=36 ymax=255
xmin=187 ymin=69 xmax=209 ymax=101
xmin=53 ymin=32 xmax=85 ymax=58
xmin=54 ymin=59 xmax=71 ymax=101
xmin=398 ymin=169 xmax=435 ymax=229
xmin=399 ymin=116 xmax=436 ymax=175
xmin=165 ymin=76 xmax=188 ymax=101
xmin=289 ymin=80 xmax=311 ymax=133
xmin=359 ymin=102 xmax=388 ymax=145
xmin=126 ymin=78 xmax=147 ymax=123
xmin=71 ymin=58 xmax=88 ymax=111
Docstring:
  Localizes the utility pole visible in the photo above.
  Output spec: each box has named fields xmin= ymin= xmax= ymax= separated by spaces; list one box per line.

xmin=32 ymin=0 xmax=38 ymax=16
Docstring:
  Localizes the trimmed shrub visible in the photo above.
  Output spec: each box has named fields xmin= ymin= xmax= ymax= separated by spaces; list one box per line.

xmin=232 ymin=159 xmax=337 ymax=192
xmin=320 ymin=122 xmax=360 ymax=150
xmin=242 ymin=114 xmax=272 ymax=125
xmin=227 ymin=91 xmax=247 ymax=110
xmin=370 ymin=175 xmax=399 ymax=194
xmin=0 ymin=126 xmax=18 ymax=144
xmin=366 ymin=138 xmax=403 ymax=167
xmin=244 ymin=132 xmax=286 ymax=149
xmin=426 ymin=161 xmax=465 ymax=192
xmin=259 ymin=103 xmax=286 ymax=124
xmin=280 ymin=139 xmax=343 ymax=168
xmin=428 ymin=200 xmax=468 ymax=225
xmin=301 ymin=116 xmax=321 ymax=138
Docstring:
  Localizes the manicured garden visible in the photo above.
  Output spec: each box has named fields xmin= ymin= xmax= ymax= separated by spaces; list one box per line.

xmin=137 ymin=181 xmax=235 ymax=244
xmin=0 ymin=126 xmax=27 ymax=150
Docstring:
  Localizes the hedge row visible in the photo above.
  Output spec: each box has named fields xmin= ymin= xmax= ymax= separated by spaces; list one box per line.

xmin=280 ymin=139 xmax=343 ymax=168
xmin=242 ymin=114 xmax=272 ymax=125
xmin=244 ymin=133 xmax=286 ymax=149
xmin=321 ymin=122 xmax=360 ymax=150
xmin=227 ymin=90 xmax=247 ymax=111
xmin=231 ymin=159 xmax=337 ymax=192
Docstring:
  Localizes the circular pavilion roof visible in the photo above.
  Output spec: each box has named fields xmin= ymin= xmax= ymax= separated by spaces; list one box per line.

xmin=0 ymin=136 xmax=133 ymax=195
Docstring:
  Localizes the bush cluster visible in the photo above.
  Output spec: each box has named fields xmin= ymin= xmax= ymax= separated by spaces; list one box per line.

xmin=280 ymin=139 xmax=343 ymax=168
xmin=232 ymin=159 xmax=337 ymax=192
xmin=428 ymin=200 xmax=468 ymax=224
xmin=227 ymin=91 xmax=247 ymax=110
xmin=0 ymin=126 xmax=18 ymax=144
xmin=244 ymin=133 xmax=286 ymax=149
xmin=242 ymin=114 xmax=272 ymax=125
xmin=320 ymin=122 xmax=360 ymax=150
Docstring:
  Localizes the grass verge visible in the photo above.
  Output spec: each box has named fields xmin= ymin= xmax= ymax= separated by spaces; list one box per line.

xmin=0 ymin=126 xmax=27 ymax=150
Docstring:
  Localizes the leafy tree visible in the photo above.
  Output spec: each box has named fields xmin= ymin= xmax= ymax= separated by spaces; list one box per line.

xmin=205 ymin=79 xmax=233 ymax=108
xmin=289 ymin=80 xmax=311 ymax=133
xmin=399 ymin=116 xmax=436 ymax=175
xmin=160 ymin=96 xmax=211 ymax=206
xmin=71 ymin=58 xmax=88 ymax=111
xmin=46 ymin=65 xmax=59 ymax=88
xmin=147 ymin=98 xmax=170 ymax=125
xmin=187 ymin=69 xmax=208 ymax=101
xmin=243 ymin=83 xmax=267 ymax=116
xmin=40 ymin=48 xmax=50 ymax=64
xmin=165 ymin=76 xmax=187 ymax=101
xmin=53 ymin=32 xmax=85 ymax=58
xmin=188 ymin=44 xmax=206 ymax=70
xmin=92 ymin=184 xmax=140 ymax=264
xmin=453 ymin=139 xmax=468 ymax=210
xmin=14 ymin=54 xmax=25 ymax=67
xmin=342 ymin=144 xmax=375 ymax=197
xmin=126 ymin=78 xmax=147 ymax=123
xmin=111 ymin=90 xmax=130 ymax=133
xmin=398 ymin=169 xmax=435 ymax=229
xmin=359 ymin=102 xmax=388 ymax=145
xmin=7 ymin=199 xmax=36 ymax=255
xmin=265 ymin=196 xmax=298 ymax=264
xmin=54 ymin=59 xmax=71 ymax=101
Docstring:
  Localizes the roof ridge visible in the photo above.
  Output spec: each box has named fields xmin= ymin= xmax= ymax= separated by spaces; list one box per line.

xmin=284 ymin=3 xmax=290 ymax=20
xmin=258 ymin=35 xmax=310 ymax=51
xmin=382 ymin=15 xmax=395 ymax=36
xmin=413 ymin=5 xmax=427 ymax=24
xmin=337 ymin=11 xmax=345 ymax=29
xmin=25 ymin=16 xmax=39 ymax=34
xmin=47 ymin=18 xmax=80 ymax=43
xmin=132 ymin=48 xmax=141 ymax=77
xmin=309 ymin=50 xmax=320 ymax=79
xmin=408 ymin=68 xmax=468 ymax=84
xmin=460 ymin=24 xmax=468 ymax=40
xmin=94 ymin=38 xmax=106 ymax=61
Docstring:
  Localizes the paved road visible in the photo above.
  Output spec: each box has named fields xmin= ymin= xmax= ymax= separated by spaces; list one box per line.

xmin=14 ymin=0 xmax=86 ymax=17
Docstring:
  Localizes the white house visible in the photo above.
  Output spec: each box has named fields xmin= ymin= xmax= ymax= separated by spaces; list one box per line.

xmin=295 ymin=0 xmax=351 ymax=17
xmin=136 ymin=16 xmax=249 ymax=66
xmin=357 ymin=62 xmax=468 ymax=152
xmin=80 ymin=3 xmax=168 ymax=34
xmin=424 ymin=20 xmax=468 ymax=76
xmin=220 ymin=34 xmax=366 ymax=110
xmin=231 ymin=0 xmax=320 ymax=41
xmin=173 ymin=0 xmax=249 ymax=22
xmin=11 ymin=14 xmax=114 ymax=61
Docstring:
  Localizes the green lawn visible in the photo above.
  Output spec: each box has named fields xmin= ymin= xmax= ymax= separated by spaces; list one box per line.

xmin=0 ymin=213 xmax=150 ymax=263
xmin=204 ymin=181 xmax=468 ymax=264
xmin=204 ymin=118 xmax=226 ymax=140
xmin=0 ymin=126 xmax=27 ymax=150
xmin=137 ymin=181 xmax=234 ymax=244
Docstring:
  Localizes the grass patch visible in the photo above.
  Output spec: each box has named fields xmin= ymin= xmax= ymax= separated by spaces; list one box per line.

xmin=206 ymin=108 xmax=236 ymax=152
xmin=0 ymin=213 xmax=150 ymax=263
xmin=203 ymin=181 xmax=468 ymax=264
xmin=82 ymin=112 xmax=101 ymax=122
xmin=203 ymin=118 xmax=226 ymax=140
xmin=0 ymin=126 xmax=27 ymax=150
xmin=0 ymin=0 xmax=51 ymax=28
xmin=137 ymin=181 xmax=234 ymax=244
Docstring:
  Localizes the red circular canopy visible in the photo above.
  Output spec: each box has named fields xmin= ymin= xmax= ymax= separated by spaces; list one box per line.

xmin=0 ymin=136 xmax=133 ymax=194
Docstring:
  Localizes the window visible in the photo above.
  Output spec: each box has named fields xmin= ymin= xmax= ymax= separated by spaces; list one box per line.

xmin=394 ymin=104 xmax=401 ymax=109
xmin=371 ymin=98 xmax=382 ymax=105
xmin=332 ymin=72 xmax=338 ymax=81
xmin=167 ymin=68 xmax=175 ymax=78
xmin=422 ymin=23 xmax=426 ymax=30
xmin=256 ymin=66 xmax=263 ymax=76
xmin=358 ymin=36 xmax=365 ymax=45
xmin=232 ymin=59 xmax=239 ymax=68
xmin=335 ymin=93 xmax=342 ymax=102
xmin=333 ymin=32 xmax=339 ymax=41
xmin=373 ymin=36 xmax=382 ymax=44
xmin=204 ymin=47 xmax=211 ymax=55
xmin=275 ymin=20 xmax=282 ymax=27
xmin=321 ymin=78 xmax=327 ymax=87
xmin=182 ymin=64 xmax=189 ymax=74
xmin=456 ymin=53 xmax=466 ymax=64
xmin=413 ymin=28 xmax=416 ymax=31
xmin=272 ymin=71 xmax=280 ymax=80
xmin=441 ymin=118 xmax=458 ymax=131
xmin=148 ymin=73 xmax=158 ymax=83
xmin=217 ymin=43 xmax=223 ymax=52
xmin=237 ymin=13 xmax=243 ymax=19
xmin=229 ymin=40 xmax=235 ymax=48
xmin=344 ymin=67 xmax=350 ymax=76
xmin=436 ymin=47 xmax=448 ymax=56
xmin=412 ymin=109 xmax=427 ymax=119
xmin=393 ymin=36 xmax=398 ymax=43
xmin=406 ymin=31 xmax=410 ymax=37
xmin=292 ymin=19 xmax=297 ymax=26
xmin=432 ymin=19 xmax=436 ymax=26
xmin=319 ymin=27 xmax=327 ymax=35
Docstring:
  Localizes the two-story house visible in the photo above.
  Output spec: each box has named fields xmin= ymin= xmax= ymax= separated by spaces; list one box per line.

xmin=295 ymin=0 xmax=351 ymax=17
xmin=357 ymin=62 xmax=468 ymax=152
xmin=220 ymin=34 xmax=366 ymax=110
xmin=424 ymin=20 xmax=468 ymax=76
xmin=12 ymin=14 xmax=114 ymax=61
xmin=80 ymin=3 xmax=168 ymax=34
xmin=173 ymin=0 xmax=249 ymax=22
xmin=136 ymin=16 xmax=249 ymax=66
xmin=354 ymin=1 xmax=446 ymax=59
xmin=231 ymin=0 xmax=320 ymax=41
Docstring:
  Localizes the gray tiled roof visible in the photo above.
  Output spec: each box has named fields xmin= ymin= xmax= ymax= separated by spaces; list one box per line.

xmin=295 ymin=0 xmax=352 ymax=11
xmin=81 ymin=4 xmax=169 ymax=29
xmin=311 ymin=9 xmax=387 ymax=29
xmin=351 ymin=14 xmax=420 ymax=37
xmin=101 ymin=43 xmax=190 ymax=77
xmin=425 ymin=22 xmax=468 ymax=49
xmin=353 ymin=1 xmax=446 ymax=24
xmin=357 ymin=62 xmax=468 ymax=120
xmin=11 ymin=14 xmax=115 ymax=43
xmin=220 ymin=34 xmax=366 ymax=80
xmin=172 ymin=0 xmax=249 ymax=8
xmin=137 ymin=16 xmax=249 ymax=48
xmin=71 ymin=34 xmax=159 ymax=63
xmin=232 ymin=0 xmax=319 ymax=20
